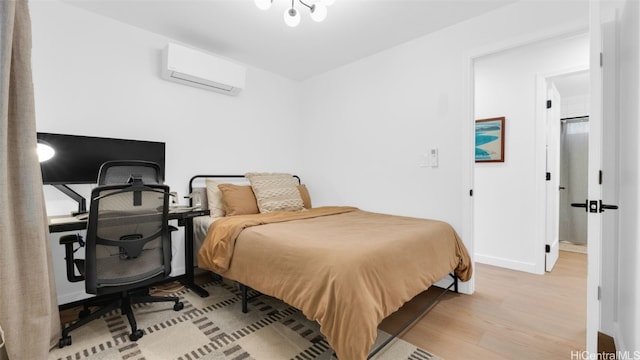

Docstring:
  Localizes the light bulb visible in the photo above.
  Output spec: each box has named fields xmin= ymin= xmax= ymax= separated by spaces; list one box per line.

xmin=310 ymin=3 xmax=327 ymax=22
xmin=321 ymin=0 xmax=336 ymax=6
xmin=254 ymin=0 xmax=272 ymax=11
xmin=37 ymin=143 xmax=55 ymax=162
xmin=284 ymin=7 xmax=300 ymax=27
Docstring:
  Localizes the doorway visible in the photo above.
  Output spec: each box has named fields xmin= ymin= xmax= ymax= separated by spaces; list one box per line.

xmin=559 ymin=116 xmax=589 ymax=250
xmin=472 ymin=33 xmax=589 ymax=275
xmin=550 ymin=70 xmax=590 ymax=257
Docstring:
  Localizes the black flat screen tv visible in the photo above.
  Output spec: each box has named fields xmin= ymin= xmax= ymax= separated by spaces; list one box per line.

xmin=37 ymin=132 xmax=165 ymax=185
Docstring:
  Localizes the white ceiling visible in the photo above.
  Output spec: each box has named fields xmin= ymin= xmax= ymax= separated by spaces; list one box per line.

xmin=64 ymin=0 xmax=517 ymax=80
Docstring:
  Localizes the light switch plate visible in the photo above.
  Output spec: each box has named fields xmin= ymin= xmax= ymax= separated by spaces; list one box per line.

xmin=430 ymin=148 xmax=439 ymax=167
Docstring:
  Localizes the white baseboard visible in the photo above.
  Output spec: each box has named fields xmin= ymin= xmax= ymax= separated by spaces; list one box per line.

xmin=58 ymin=291 xmax=93 ymax=306
xmin=475 ymin=253 xmax=540 ymax=274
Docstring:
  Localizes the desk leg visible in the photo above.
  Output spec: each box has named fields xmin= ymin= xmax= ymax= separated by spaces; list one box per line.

xmin=181 ymin=217 xmax=209 ymax=297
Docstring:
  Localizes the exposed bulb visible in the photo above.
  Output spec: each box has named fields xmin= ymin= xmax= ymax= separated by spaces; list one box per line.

xmin=284 ymin=7 xmax=300 ymax=27
xmin=254 ymin=0 xmax=272 ymax=11
xmin=310 ymin=3 xmax=327 ymax=22
xmin=37 ymin=143 xmax=55 ymax=162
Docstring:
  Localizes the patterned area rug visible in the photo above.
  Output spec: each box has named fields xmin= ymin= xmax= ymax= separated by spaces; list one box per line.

xmin=49 ymin=281 xmax=441 ymax=360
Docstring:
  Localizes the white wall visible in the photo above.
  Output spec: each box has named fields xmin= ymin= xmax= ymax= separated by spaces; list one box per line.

xmin=473 ymin=34 xmax=589 ymax=273
xmin=31 ymin=1 xmax=302 ymax=200
xmin=616 ymin=0 xmax=640 ymax=352
xmin=562 ymin=94 xmax=590 ymax=118
xmin=30 ymin=0 xmax=593 ymax=303
xmin=300 ymin=1 xmax=588 ymax=280
xmin=30 ymin=0 xmax=302 ymax=304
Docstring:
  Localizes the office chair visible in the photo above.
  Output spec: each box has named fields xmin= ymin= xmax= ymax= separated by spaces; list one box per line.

xmin=97 ymin=160 xmax=163 ymax=185
xmin=58 ymin=178 xmax=183 ymax=348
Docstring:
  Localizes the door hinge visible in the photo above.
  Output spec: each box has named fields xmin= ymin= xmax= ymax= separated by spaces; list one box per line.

xmin=599 ymin=170 xmax=603 ymax=185
xmin=546 ymin=172 xmax=551 ymax=181
xmin=545 ymin=244 xmax=550 ymax=253
xmin=598 ymin=286 xmax=601 ymax=300
xmin=546 ymin=100 xmax=552 ymax=109
xmin=600 ymin=52 xmax=603 ymax=68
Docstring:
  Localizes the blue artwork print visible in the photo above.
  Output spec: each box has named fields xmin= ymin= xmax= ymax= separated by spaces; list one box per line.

xmin=475 ymin=118 xmax=504 ymax=162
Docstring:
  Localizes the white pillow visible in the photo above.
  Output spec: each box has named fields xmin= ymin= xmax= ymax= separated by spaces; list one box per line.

xmin=205 ymin=178 xmax=226 ymax=217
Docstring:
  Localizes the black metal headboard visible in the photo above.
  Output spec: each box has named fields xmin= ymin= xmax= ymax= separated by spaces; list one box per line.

xmin=188 ymin=174 xmax=301 ymax=207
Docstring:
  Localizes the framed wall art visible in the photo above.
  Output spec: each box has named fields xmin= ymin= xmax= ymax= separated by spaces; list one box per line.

xmin=475 ymin=117 xmax=505 ymax=163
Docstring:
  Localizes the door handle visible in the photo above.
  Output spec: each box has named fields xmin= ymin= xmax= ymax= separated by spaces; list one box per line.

xmin=571 ymin=200 xmax=595 ymax=212
xmin=559 ymin=186 xmax=566 ymax=190
xmin=600 ymin=200 xmax=619 ymax=213
xmin=571 ymin=200 xmax=588 ymax=209
xmin=571 ymin=200 xmax=619 ymax=213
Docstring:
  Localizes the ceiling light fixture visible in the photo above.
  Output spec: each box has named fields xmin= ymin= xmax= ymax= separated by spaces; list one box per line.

xmin=255 ymin=0 xmax=334 ymax=27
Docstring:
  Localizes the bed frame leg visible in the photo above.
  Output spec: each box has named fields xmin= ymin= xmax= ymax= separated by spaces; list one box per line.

xmin=240 ymin=284 xmax=248 ymax=313
xmin=449 ymin=273 xmax=459 ymax=293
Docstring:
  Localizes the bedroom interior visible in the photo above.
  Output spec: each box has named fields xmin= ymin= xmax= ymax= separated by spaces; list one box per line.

xmin=1 ymin=0 xmax=639 ymax=359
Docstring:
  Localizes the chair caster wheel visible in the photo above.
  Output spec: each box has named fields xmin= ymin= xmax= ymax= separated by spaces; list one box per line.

xmin=129 ymin=329 xmax=144 ymax=341
xmin=58 ymin=336 xmax=72 ymax=348
xmin=174 ymin=302 xmax=184 ymax=311
xmin=79 ymin=309 xmax=91 ymax=318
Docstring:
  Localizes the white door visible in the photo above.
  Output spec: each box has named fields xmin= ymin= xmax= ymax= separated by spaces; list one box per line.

xmin=598 ymin=9 xmax=621 ymax=338
xmin=586 ymin=2 xmax=604 ymax=352
xmin=586 ymin=1 xmax=620 ymax=353
xmin=545 ymin=83 xmax=561 ymax=272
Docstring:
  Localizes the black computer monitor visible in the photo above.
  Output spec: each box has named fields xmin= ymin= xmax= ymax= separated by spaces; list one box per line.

xmin=37 ymin=132 xmax=165 ymax=215
xmin=37 ymin=132 xmax=165 ymax=185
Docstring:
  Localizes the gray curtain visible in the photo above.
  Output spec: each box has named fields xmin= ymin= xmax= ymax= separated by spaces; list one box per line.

xmin=0 ymin=0 xmax=61 ymax=359
xmin=558 ymin=118 xmax=589 ymax=245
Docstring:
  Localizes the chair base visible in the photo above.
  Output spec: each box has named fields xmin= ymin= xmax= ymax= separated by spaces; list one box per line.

xmin=58 ymin=290 xmax=183 ymax=348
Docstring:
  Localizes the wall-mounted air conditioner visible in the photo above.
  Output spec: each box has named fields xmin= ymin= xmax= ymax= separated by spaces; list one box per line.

xmin=162 ymin=43 xmax=246 ymax=96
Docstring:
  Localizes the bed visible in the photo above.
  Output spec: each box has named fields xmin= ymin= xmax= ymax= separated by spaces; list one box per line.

xmin=189 ymin=174 xmax=472 ymax=360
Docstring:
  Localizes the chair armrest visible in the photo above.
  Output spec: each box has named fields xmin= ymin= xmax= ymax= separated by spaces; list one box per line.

xmin=59 ymin=234 xmax=85 ymax=283
xmin=59 ymin=234 xmax=82 ymax=245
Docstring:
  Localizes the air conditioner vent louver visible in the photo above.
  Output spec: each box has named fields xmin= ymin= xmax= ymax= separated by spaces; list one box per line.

xmin=162 ymin=43 xmax=246 ymax=96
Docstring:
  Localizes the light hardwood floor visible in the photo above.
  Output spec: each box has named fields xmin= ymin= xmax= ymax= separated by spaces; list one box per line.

xmin=380 ymin=250 xmax=587 ymax=360
xmin=60 ymin=251 xmax=587 ymax=359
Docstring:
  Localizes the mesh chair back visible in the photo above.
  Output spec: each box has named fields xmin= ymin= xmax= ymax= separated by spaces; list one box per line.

xmin=97 ymin=160 xmax=163 ymax=185
xmin=85 ymin=182 xmax=171 ymax=294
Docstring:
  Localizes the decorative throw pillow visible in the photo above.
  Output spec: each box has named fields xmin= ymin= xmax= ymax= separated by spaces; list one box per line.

xmin=205 ymin=178 xmax=225 ymax=217
xmin=298 ymin=184 xmax=312 ymax=209
xmin=245 ymin=172 xmax=304 ymax=213
xmin=218 ymin=184 xmax=259 ymax=216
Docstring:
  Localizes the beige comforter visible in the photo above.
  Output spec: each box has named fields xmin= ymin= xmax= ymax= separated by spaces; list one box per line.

xmin=198 ymin=206 xmax=472 ymax=360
